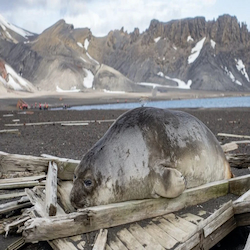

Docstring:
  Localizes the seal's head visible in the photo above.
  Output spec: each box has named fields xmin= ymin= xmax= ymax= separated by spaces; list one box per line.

xmin=70 ymin=167 xmax=96 ymax=208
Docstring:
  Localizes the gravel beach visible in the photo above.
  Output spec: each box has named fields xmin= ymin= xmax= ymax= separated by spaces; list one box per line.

xmin=0 ymin=106 xmax=250 ymax=249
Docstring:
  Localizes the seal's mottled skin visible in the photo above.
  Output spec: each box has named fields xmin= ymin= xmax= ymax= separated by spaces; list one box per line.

xmin=70 ymin=107 xmax=232 ymax=208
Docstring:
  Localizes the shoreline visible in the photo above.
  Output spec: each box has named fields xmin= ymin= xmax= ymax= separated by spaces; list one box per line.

xmin=0 ymin=89 xmax=250 ymax=111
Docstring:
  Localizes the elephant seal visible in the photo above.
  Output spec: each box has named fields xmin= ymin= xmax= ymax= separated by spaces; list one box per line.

xmin=70 ymin=107 xmax=232 ymax=208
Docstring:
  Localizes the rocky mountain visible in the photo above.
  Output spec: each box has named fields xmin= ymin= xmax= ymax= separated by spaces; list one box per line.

xmin=0 ymin=14 xmax=250 ymax=93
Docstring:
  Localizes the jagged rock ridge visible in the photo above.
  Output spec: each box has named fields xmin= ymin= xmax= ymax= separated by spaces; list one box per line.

xmin=0 ymin=14 xmax=250 ymax=93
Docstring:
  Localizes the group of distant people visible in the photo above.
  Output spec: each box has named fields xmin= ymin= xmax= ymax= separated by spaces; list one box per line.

xmin=30 ymin=102 xmax=49 ymax=110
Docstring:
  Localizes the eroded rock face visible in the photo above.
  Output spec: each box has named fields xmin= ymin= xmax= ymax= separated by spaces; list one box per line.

xmin=0 ymin=60 xmax=7 ymax=80
xmin=0 ymin=14 xmax=250 ymax=92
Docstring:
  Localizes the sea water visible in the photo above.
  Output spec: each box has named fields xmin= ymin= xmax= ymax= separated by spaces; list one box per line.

xmin=64 ymin=96 xmax=250 ymax=111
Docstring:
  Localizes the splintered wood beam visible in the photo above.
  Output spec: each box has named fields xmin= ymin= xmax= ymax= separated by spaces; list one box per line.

xmin=45 ymin=162 xmax=58 ymax=216
xmin=0 ymin=152 xmax=49 ymax=174
xmin=41 ymin=154 xmax=80 ymax=181
xmin=0 ymin=196 xmax=31 ymax=215
xmin=0 ymin=151 xmax=79 ymax=181
xmin=22 ymin=178 xmax=230 ymax=242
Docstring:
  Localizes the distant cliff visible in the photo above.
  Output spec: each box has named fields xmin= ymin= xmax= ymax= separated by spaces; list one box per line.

xmin=0 ymin=14 xmax=250 ymax=93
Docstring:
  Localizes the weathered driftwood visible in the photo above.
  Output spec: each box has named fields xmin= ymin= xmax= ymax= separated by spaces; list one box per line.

xmin=45 ymin=162 xmax=58 ymax=216
xmin=22 ymin=177 xmax=234 ymax=242
xmin=221 ymin=142 xmax=238 ymax=152
xmin=0 ymin=151 xmax=49 ymax=174
xmin=229 ymin=174 xmax=250 ymax=196
xmin=41 ymin=154 xmax=79 ymax=181
xmin=218 ymin=133 xmax=250 ymax=139
xmin=0 ymin=216 xmax=20 ymax=234
xmin=0 ymin=129 xmax=19 ymax=134
xmin=0 ymin=151 xmax=79 ymax=180
xmin=92 ymin=229 xmax=108 ymax=250
xmin=4 ymin=216 xmax=30 ymax=236
xmin=0 ymin=196 xmax=31 ymax=215
xmin=0 ymin=175 xmax=46 ymax=184
xmin=226 ymin=153 xmax=250 ymax=168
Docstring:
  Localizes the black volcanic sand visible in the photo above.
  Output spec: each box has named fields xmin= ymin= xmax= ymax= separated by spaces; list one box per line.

xmin=0 ymin=107 xmax=250 ymax=249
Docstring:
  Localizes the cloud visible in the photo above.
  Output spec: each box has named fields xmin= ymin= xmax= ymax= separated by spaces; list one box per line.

xmin=0 ymin=0 xmax=249 ymax=37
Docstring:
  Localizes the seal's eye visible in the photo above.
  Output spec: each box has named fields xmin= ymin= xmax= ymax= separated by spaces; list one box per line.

xmin=84 ymin=179 xmax=92 ymax=187
xmin=73 ymin=174 xmax=76 ymax=180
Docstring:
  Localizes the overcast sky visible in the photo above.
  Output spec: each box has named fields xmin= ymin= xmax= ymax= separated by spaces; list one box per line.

xmin=1 ymin=0 xmax=249 ymax=37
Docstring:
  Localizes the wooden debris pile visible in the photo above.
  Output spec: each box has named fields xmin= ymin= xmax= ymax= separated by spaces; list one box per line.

xmin=0 ymin=138 xmax=250 ymax=249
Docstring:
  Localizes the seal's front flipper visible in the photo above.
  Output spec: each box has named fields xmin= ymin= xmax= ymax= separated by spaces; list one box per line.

xmin=152 ymin=167 xmax=186 ymax=198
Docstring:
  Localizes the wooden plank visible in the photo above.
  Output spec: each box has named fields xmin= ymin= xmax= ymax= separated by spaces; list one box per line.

xmin=234 ymin=189 xmax=250 ymax=203
xmin=227 ymin=153 xmax=250 ymax=168
xmin=142 ymin=221 xmax=178 ymax=249
xmin=0 ymin=191 xmax=26 ymax=200
xmin=203 ymin=216 xmax=236 ymax=250
xmin=61 ymin=123 xmax=89 ymax=126
xmin=198 ymin=201 xmax=232 ymax=230
xmin=229 ymin=174 xmax=250 ymax=195
xmin=244 ymin=233 xmax=250 ymax=250
xmin=0 ymin=196 xmax=31 ymax=215
xmin=163 ymin=214 xmax=197 ymax=234
xmin=4 ymin=237 xmax=25 ymax=250
xmin=49 ymin=237 xmax=83 ymax=250
xmin=180 ymin=213 xmax=204 ymax=225
xmin=221 ymin=142 xmax=238 ymax=152
xmin=218 ymin=133 xmax=250 ymax=139
xmin=0 ymin=180 xmax=45 ymax=189
xmin=5 ymin=119 xmax=115 ymax=127
xmin=117 ymin=228 xmax=144 ymax=250
xmin=105 ymin=245 xmax=112 ymax=250
xmin=45 ymin=162 xmax=58 ymax=216
xmin=0 ymin=129 xmax=19 ymax=134
xmin=233 ymin=201 xmax=250 ymax=214
xmin=0 ymin=152 xmax=49 ymax=174
xmin=128 ymin=223 xmax=164 ymax=250
xmin=0 ymin=175 xmax=46 ymax=184
xmin=22 ymin=177 xmax=231 ymax=242
xmin=108 ymin=235 xmax=128 ymax=250
xmin=203 ymin=207 xmax=234 ymax=237
xmin=174 ymin=233 xmax=200 ymax=250
xmin=235 ymin=212 xmax=250 ymax=227
xmin=93 ymin=229 xmax=108 ymax=250
xmin=152 ymin=217 xmax=188 ymax=242
xmin=41 ymin=154 xmax=80 ymax=181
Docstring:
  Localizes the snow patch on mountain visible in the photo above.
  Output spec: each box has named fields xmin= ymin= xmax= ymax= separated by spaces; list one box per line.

xmin=154 ymin=37 xmax=161 ymax=43
xmin=56 ymin=86 xmax=81 ymax=92
xmin=210 ymin=39 xmax=216 ymax=49
xmin=4 ymin=64 xmax=36 ymax=91
xmin=157 ymin=72 xmax=192 ymax=89
xmin=224 ymin=66 xmax=242 ymax=85
xmin=188 ymin=37 xmax=206 ymax=64
xmin=84 ymin=39 xmax=89 ymax=51
xmin=187 ymin=36 xmax=194 ymax=42
xmin=83 ymin=69 xmax=94 ymax=88
xmin=77 ymin=42 xmax=83 ymax=48
xmin=0 ymin=14 xmax=33 ymax=38
xmin=235 ymin=59 xmax=249 ymax=82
